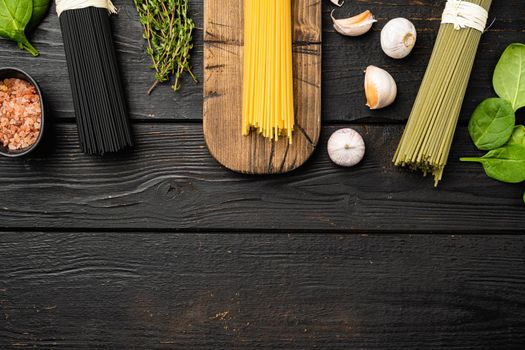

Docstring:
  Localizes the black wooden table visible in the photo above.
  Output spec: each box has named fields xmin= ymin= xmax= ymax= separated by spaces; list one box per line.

xmin=1 ymin=1 xmax=524 ymax=349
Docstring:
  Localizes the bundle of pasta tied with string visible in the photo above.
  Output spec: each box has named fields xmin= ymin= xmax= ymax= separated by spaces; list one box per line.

xmin=56 ymin=0 xmax=133 ymax=155
xmin=394 ymin=0 xmax=492 ymax=186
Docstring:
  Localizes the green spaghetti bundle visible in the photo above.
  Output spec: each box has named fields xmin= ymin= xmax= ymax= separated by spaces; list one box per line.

xmin=394 ymin=0 xmax=492 ymax=186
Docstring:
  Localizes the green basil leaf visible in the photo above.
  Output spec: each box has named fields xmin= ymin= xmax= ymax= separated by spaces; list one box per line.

xmin=508 ymin=125 xmax=525 ymax=147
xmin=461 ymin=145 xmax=525 ymax=184
xmin=0 ymin=0 xmax=38 ymax=56
xmin=28 ymin=0 xmax=50 ymax=30
xmin=468 ymin=98 xmax=515 ymax=151
xmin=494 ymin=43 xmax=525 ymax=111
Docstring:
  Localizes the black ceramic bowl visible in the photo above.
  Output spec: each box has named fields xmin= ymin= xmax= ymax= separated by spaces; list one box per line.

xmin=0 ymin=67 xmax=45 ymax=158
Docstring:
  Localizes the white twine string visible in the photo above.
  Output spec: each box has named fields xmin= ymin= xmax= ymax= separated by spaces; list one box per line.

xmin=441 ymin=0 xmax=488 ymax=32
xmin=56 ymin=0 xmax=117 ymax=17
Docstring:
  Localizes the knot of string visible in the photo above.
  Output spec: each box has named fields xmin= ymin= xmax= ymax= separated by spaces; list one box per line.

xmin=441 ymin=0 xmax=488 ymax=32
xmin=56 ymin=0 xmax=117 ymax=17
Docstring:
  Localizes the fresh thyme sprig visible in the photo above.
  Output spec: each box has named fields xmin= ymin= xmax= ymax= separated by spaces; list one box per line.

xmin=134 ymin=0 xmax=197 ymax=94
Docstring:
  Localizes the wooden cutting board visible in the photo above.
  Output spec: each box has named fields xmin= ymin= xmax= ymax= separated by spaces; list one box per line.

xmin=203 ymin=0 xmax=321 ymax=174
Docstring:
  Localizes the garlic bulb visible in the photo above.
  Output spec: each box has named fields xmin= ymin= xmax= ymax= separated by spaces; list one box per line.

xmin=364 ymin=66 xmax=397 ymax=110
xmin=328 ymin=128 xmax=366 ymax=167
xmin=329 ymin=0 xmax=344 ymax=7
xmin=381 ymin=18 xmax=417 ymax=59
xmin=331 ymin=10 xmax=377 ymax=37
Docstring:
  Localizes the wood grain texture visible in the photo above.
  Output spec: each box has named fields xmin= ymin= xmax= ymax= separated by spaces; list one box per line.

xmin=0 ymin=0 xmax=521 ymax=123
xmin=1 ymin=233 xmax=525 ymax=349
xmin=203 ymin=0 xmax=322 ymax=174
xmin=321 ymin=0 xmax=525 ymax=123
xmin=0 ymin=1 xmax=204 ymax=121
xmin=0 ymin=123 xmax=522 ymax=232
xmin=0 ymin=2 xmax=523 ymax=348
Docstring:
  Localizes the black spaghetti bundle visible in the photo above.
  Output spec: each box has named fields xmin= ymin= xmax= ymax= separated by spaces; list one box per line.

xmin=59 ymin=6 xmax=133 ymax=155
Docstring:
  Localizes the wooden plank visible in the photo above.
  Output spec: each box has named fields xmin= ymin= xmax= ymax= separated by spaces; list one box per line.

xmin=321 ymin=1 xmax=525 ymax=123
xmin=0 ymin=123 xmax=522 ymax=232
xmin=203 ymin=0 xmax=322 ymax=174
xmin=0 ymin=2 xmax=204 ymax=121
xmin=0 ymin=1 xmax=521 ymax=122
xmin=1 ymin=233 xmax=524 ymax=349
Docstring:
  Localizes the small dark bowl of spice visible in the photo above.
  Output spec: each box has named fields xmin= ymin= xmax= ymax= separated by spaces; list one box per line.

xmin=0 ymin=67 xmax=45 ymax=157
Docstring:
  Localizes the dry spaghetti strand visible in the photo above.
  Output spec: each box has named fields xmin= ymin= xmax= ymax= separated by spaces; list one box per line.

xmin=242 ymin=0 xmax=294 ymax=143
xmin=393 ymin=0 xmax=492 ymax=186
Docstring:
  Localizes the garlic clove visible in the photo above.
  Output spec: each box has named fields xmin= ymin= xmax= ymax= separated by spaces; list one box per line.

xmin=328 ymin=128 xmax=366 ymax=167
xmin=329 ymin=0 xmax=344 ymax=7
xmin=381 ymin=18 xmax=417 ymax=59
xmin=364 ymin=66 xmax=397 ymax=110
xmin=331 ymin=10 xmax=377 ymax=37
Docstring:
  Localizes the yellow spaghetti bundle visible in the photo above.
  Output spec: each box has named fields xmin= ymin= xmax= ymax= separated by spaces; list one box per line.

xmin=242 ymin=0 xmax=294 ymax=143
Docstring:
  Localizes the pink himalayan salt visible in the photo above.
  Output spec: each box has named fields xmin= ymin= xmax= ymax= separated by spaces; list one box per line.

xmin=0 ymin=78 xmax=42 ymax=151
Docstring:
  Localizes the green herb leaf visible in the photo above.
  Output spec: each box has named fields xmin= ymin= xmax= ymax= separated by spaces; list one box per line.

xmin=28 ymin=0 xmax=50 ymax=30
xmin=461 ymin=145 xmax=525 ymax=184
xmin=493 ymin=43 xmax=525 ymax=111
xmin=508 ymin=125 xmax=525 ymax=147
xmin=134 ymin=0 xmax=196 ymax=94
xmin=0 ymin=0 xmax=38 ymax=56
xmin=468 ymin=98 xmax=515 ymax=151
